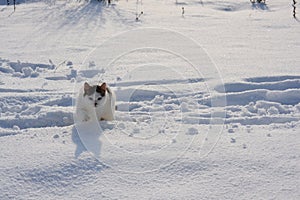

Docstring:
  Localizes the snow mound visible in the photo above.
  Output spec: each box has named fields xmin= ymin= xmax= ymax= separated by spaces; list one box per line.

xmin=0 ymin=58 xmax=54 ymax=78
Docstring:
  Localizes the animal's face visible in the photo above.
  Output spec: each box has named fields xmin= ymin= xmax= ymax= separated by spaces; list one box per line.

xmin=83 ymin=82 xmax=106 ymax=107
xmin=86 ymin=91 xmax=104 ymax=107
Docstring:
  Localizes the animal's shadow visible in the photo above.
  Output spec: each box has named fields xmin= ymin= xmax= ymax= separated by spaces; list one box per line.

xmin=72 ymin=120 xmax=114 ymax=159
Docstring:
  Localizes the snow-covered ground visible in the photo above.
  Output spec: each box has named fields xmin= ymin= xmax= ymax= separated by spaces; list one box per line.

xmin=0 ymin=0 xmax=299 ymax=199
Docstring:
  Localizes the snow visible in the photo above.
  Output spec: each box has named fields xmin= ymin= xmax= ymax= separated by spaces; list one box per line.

xmin=0 ymin=0 xmax=300 ymax=199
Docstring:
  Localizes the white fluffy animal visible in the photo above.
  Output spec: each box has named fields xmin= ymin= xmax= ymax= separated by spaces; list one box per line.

xmin=75 ymin=82 xmax=116 ymax=122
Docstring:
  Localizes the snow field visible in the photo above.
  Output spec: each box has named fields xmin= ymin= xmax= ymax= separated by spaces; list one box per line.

xmin=0 ymin=0 xmax=299 ymax=199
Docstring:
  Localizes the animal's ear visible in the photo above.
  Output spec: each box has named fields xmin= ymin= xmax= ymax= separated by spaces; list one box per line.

xmin=84 ymin=82 xmax=91 ymax=92
xmin=100 ymin=82 xmax=107 ymax=91
xmin=96 ymin=82 xmax=106 ymax=94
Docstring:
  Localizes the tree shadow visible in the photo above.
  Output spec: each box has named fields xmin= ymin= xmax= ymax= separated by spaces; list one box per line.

xmin=53 ymin=0 xmax=136 ymax=30
xmin=12 ymin=0 xmax=137 ymax=34
xmin=55 ymin=1 xmax=106 ymax=30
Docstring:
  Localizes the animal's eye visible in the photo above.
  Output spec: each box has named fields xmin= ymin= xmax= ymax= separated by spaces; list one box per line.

xmin=97 ymin=97 xmax=102 ymax=100
xmin=89 ymin=97 xmax=93 ymax=101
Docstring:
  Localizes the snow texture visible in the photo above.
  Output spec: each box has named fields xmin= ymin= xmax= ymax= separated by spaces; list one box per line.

xmin=0 ymin=0 xmax=299 ymax=199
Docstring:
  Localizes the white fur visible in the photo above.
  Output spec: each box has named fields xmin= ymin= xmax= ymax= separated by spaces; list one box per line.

xmin=75 ymin=83 xmax=116 ymax=122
